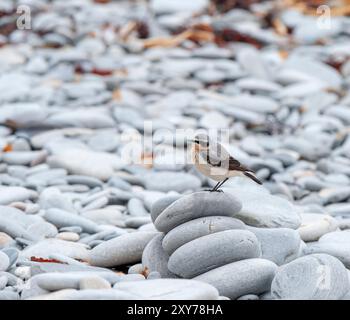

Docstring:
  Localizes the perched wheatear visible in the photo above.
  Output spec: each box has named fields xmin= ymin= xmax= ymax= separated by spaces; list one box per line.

xmin=190 ymin=134 xmax=262 ymax=191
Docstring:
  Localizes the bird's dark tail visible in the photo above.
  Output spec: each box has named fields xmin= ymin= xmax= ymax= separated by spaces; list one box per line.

xmin=244 ymin=171 xmax=262 ymax=185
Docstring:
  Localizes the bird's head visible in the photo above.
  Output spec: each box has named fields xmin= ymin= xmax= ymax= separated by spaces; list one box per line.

xmin=189 ymin=134 xmax=210 ymax=151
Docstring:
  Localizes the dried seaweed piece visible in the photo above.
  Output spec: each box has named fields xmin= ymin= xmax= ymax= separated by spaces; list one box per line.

xmin=2 ymin=144 xmax=13 ymax=152
xmin=135 ymin=21 xmax=149 ymax=39
xmin=325 ymin=57 xmax=350 ymax=72
xmin=0 ymin=19 xmax=17 ymax=37
xmin=90 ymin=68 xmax=113 ymax=76
xmin=140 ymin=266 xmax=150 ymax=278
xmin=211 ymin=0 xmax=262 ymax=12
xmin=142 ymin=30 xmax=192 ymax=48
xmin=31 ymin=256 xmax=66 ymax=264
xmin=214 ymin=28 xmax=264 ymax=48
xmin=119 ymin=21 xmax=137 ymax=41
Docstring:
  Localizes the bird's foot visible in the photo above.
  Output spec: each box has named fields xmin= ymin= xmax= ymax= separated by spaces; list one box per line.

xmin=209 ymin=189 xmax=223 ymax=193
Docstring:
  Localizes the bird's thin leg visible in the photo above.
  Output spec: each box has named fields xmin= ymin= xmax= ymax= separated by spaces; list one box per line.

xmin=215 ymin=178 xmax=229 ymax=191
xmin=210 ymin=181 xmax=221 ymax=192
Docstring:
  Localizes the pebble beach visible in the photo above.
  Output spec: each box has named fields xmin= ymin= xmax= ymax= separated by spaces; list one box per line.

xmin=1 ymin=0 xmax=350 ymax=300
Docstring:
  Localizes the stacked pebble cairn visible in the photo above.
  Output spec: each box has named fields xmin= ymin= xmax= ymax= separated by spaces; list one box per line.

xmin=142 ymin=186 xmax=350 ymax=300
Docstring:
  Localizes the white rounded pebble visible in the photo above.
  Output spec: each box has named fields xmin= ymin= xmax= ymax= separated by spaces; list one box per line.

xmin=298 ymin=213 xmax=338 ymax=242
xmin=56 ymin=232 xmax=80 ymax=242
xmin=79 ymin=276 xmax=111 ymax=290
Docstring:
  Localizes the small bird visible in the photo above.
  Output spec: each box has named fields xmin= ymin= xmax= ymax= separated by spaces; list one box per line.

xmin=189 ymin=134 xmax=262 ymax=192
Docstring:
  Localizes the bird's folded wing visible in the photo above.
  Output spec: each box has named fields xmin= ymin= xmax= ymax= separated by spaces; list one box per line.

xmin=228 ymin=156 xmax=250 ymax=172
xmin=200 ymin=147 xmax=254 ymax=173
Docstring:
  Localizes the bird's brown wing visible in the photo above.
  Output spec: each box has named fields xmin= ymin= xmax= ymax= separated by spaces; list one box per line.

xmin=205 ymin=151 xmax=253 ymax=172
xmin=228 ymin=156 xmax=252 ymax=172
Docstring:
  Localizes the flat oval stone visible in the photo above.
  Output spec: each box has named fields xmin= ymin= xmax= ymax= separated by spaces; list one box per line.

xmin=224 ymin=186 xmax=301 ymax=229
xmin=125 ymin=217 xmax=152 ymax=228
xmin=235 ymin=77 xmax=282 ymax=93
xmin=46 ymin=109 xmax=115 ymax=129
xmin=89 ymin=232 xmax=159 ymax=267
xmin=32 ymin=272 xmax=120 ymax=291
xmin=271 ymin=254 xmax=349 ymax=300
xmin=2 ymin=151 xmax=46 ymax=166
xmin=154 ymin=192 xmax=242 ymax=233
xmin=0 ymin=187 xmax=35 ymax=205
xmin=142 ymin=172 xmax=202 ymax=193
xmin=81 ymin=208 xmax=124 ymax=226
xmin=66 ymin=175 xmax=103 ymax=188
xmin=319 ymin=187 xmax=350 ymax=204
xmin=229 ymin=94 xmax=280 ymax=114
xmin=168 ymin=230 xmax=261 ymax=278
xmin=108 ymin=176 xmax=132 ymax=191
xmin=127 ymin=198 xmax=150 ymax=217
xmin=47 ymin=149 xmax=124 ymax=181
xmin=150 ymin=194 xmax=181 ymax=223
xmin=162 ymin=216 xmax=246 ymax=255
xmin=142 ymin=234 xmax=177 ymax=278
xmin=20 ymin=239 xmax=90 ymax=261
xmin=44 ymin=209 xmax=101 ymax=234
xmin=284 ymin=56 xmax=342 ymax=88
xmin=248 ymin=227 xmax=301 ymax=265
xmin=114 ymin=279 xmax=219 ymax=300
xmin=194 ymin=259 xmax=277 ymax=300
